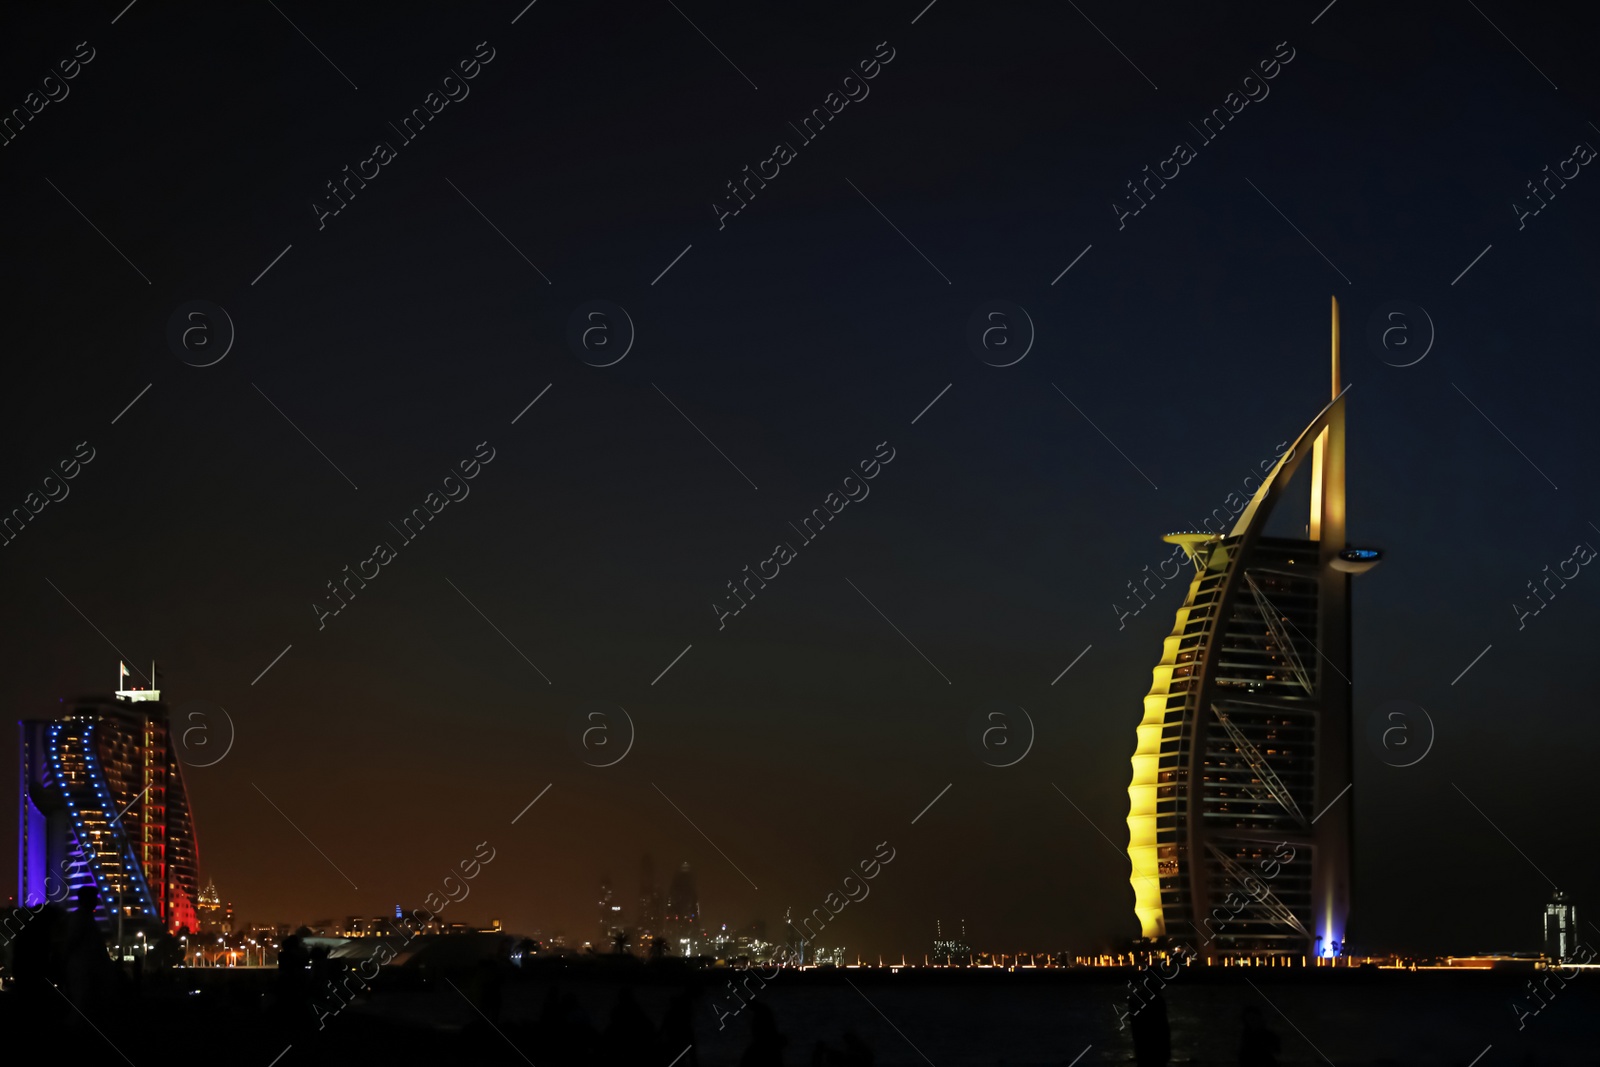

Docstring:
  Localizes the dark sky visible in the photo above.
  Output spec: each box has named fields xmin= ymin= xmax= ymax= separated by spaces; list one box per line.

xmin=3 ymin=0 xmax=1598 ymax=959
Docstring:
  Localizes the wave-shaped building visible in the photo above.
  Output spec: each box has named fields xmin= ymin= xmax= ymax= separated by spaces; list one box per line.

xmin=17 ymin=669 xmax=200 ymax=939
xmin=1125 ymin=298 xmax=1377 ymax=960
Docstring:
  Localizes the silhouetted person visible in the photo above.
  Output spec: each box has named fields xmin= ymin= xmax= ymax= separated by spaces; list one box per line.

xmin=741 ymin=1001 xmax=787 ymax=1067
xmin=1131 ymin=988 xmax=1171 ymax=1067
xmin=64 ymin=886 xmax=117 ymax=1014
xmin=308 ymin=943 xmax=331 ymax=991
xmin=1239 ymin=1005 xmax=1281 ymax=1067
xmin=276 ymin=935 xmax=311 ymax=1020
xmin=10 ymin=902 xmax=68 ymax=1002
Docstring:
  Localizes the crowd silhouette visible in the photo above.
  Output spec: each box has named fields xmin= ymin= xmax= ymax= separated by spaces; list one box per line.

xmin=11 ymin=888 xmax=122 ymax=1006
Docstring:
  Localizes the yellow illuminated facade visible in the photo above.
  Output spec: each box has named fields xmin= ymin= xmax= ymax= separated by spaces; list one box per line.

xmin=1126 ymin=298 xmax=1368 ymax=958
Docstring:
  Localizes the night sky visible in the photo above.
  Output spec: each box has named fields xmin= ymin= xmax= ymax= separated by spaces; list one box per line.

xmin=3 ymin=0 xmax=1598 ymax=959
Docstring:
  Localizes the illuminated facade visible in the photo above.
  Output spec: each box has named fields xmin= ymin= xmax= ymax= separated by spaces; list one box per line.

xmin=1544 ymin=891 xmax=1577 ymax=961
xmin=1125 ymin=298 xmax=1375 ymax=959
xmin=17 ymin=674 xmax=200 ymax=937
xmin=932 ymin=918 xmax=970 ymax=965
xmin=196 ymin=878 xmax=231 ymax=934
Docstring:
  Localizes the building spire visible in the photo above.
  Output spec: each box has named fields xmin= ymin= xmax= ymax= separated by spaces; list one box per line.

xmin=1330 ymin=294 xmax=1341 ymax=402
xmin=1309 ymin=296 xmax=1344 ymax=541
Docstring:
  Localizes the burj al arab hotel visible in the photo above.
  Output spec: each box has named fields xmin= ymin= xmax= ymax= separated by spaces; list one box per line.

xmin=1126 ymin=297 xmax=1379 ymax=960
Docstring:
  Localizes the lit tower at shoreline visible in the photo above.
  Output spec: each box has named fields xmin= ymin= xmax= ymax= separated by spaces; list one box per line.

xmin=1125 ymin=298 xmax=1378 ymax=959
xmin=18 ymin=664 xmax=201 ymax=938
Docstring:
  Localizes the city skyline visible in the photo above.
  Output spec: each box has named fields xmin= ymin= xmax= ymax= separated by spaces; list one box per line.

xmin=12 ymin=650 xmax=1583 ymax=964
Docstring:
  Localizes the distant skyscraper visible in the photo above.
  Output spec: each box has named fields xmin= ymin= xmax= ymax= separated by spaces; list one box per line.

xmin=664 ymin=860 xmax=699 ymax=953
xmin=197 ymin=878 xmax=225 ymax=934
xmin=637 ymin=854 xmax=662 ymax=943
xmin=596 ymin=874 xmax=625 ymax=946
xmin=1545 ymin=891 xmax=1577 ymax=961
xmin=784 ymin=906 xmax=805 ymax=964
xmin=1125 ymin=299 xmax=1377 ymax=959
xmin=18 ymin=670 xmax=200 ymax=936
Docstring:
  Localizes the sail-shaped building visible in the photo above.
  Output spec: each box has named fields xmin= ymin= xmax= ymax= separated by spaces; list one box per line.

xmin=1125 ymin=297 xmax=1377 ymax=959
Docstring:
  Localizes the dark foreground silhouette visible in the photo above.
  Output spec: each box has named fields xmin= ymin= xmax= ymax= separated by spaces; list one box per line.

xmin=2 ymin=923 xmax=874 ymax=1066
